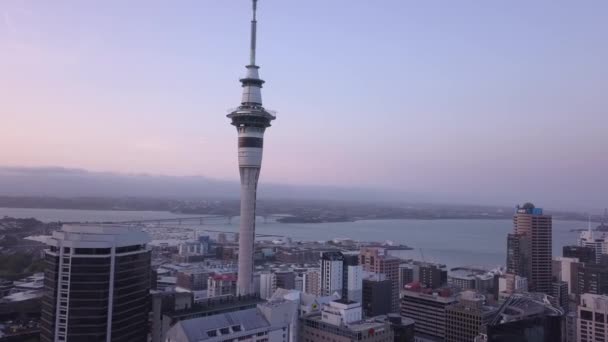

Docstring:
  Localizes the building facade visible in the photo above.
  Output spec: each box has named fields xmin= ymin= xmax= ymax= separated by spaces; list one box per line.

xmin=400 ymin=288 xmax=458 ymax=340
xmin=553 ymin=256 xmax=582 ymax=295
xmin=207 ymin=274 xmax=237 ymax=298
xmin=564 ymin=245 xmax=596 ymax=264
xmin=578 ymin=293 xmax=608 ymax=342
xmin=300 ymin=300 xmax=393 ymax=342
xmin=579 ymin=230 xmax=608 ymax=264
xmin=419 ymin=263 xmax=448 ymax=290
xmin=320 ymin=252 xmax=344 ymax=297
xmin=362 ymin=273 xmax=392 ymax=317
xmin=302 ymin=270 xmax=320 ymax=296
xmin=509 ymin=203 xmax=552 ymax=294
xmin=578 ymin=262 xmax=608 ymax=296
xmin=506 ymin=233 xmax=530 ymax=279
xmin=260 ymin=272 xmax=277 ymax=300
xmin=176 ymin=269 xmax=211 ymax=291
xmin=275 ymin=271 xmax=295 ymax=291
xmin=446 ymin=291 xmax=495 ymax=342
xmin=551 ymin=281 xmax=569 ymax=311
xmin=40 ymin=224 xmax=151 ymax=342
xmin=360 ymin=247 xmax=400 ymax=312
xmin=320 ymin=252 xmax=363 ymax=302
xmin=343 ymin=253 xmax=363 ymax=303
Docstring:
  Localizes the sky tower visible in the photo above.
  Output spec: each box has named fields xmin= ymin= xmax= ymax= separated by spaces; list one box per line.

xmin=227 ymin=0 xmax=276 ymax=296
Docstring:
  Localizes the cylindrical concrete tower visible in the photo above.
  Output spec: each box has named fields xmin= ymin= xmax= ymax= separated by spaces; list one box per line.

xmin=227 ymin=0 xmax=276 ymax=296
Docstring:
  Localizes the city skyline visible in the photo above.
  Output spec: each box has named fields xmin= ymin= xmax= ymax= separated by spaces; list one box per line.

xmin=1 ymin=0 xmax=607 ymax=209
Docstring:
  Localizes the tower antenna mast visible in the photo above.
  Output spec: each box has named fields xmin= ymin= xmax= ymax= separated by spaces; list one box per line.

xmin=250 ymin=0 xmax=258 ymax=66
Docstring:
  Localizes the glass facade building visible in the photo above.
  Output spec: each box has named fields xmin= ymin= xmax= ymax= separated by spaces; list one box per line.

xmin=40 ymin=224 xmax=151 ymax=342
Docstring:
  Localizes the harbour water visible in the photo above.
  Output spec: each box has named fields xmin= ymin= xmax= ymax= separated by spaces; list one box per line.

xmin=1 ymin=207 xmax=586 ymax=269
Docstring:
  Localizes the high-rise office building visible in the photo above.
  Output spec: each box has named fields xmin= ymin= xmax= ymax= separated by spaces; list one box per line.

xmin=578 ymin=293 xmax=608 ymax=342
xmin=259 ymin=272 xmax=277 ymax=300
xmin=399 ymin=263 xmax=417 ymax=291
xmin=227 ymin=0 xmax=277 ymax=296
xmin=400 ymin=287 xmax=458 ymax=340
xmin=419 ymin=263 xmax=448 ymax=289
xmin=319 ymin=252 xmax=362 ymax=302
xmin=40 ymin=224 xmax=151 ymax=342
xmin=362 ymin=273 xmax=392 ymax=317
xmin=506 ymin=233 xmax=530 ymax=279
xmin=564 ymin=245 xmax=596 ymax=264
xmin=566 ymin=311 xmax=578 ymax=342
xmin=320 ymin=252 xmax=344 ymax=297
xmin=507 ymin=203 xmax=552 ymax=294
xmin=553 ymin=256 xmax=583 ymax=295
xmin=275 ymin=271 xmax=295 ymax=290
xmin=446 ymin=291 xmax=495 ymax=342
xmin=577 ymin=262 xmax=608 ymax=295
xmin=579 ymin=230 xmax=608 ymax=264
xmin=360 ymin=247 xmax=400 ymax=312
xmin=302 ymin=270 xmax=320 ymax=296
xmin=551 ymin=281 xmax=569 ymax=311
xmin=342 ymin=253 xmax=363 ymax=303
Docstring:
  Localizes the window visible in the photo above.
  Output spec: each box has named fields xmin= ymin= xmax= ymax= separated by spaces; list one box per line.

xmin=582 ymin=310 xmax=593 ymax=321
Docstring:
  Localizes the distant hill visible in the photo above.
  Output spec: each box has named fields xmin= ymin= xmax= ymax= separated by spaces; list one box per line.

xmin=0 ymin=166 xmax=418 ymax=202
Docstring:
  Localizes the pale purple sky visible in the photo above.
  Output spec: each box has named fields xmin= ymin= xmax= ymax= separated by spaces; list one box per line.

xmin=1 ymin=0 xmax=607 ymax=209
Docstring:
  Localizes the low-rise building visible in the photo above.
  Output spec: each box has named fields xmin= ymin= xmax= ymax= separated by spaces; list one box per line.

xmin=300 ymin=300 xmax=393 ymax=342
xmin=176 ymin=269 xmax=211 ymax=291
xmin=207 ymin=273 xmax=237 ymax=298
xmin=166 ymin=304 xmax=295 ymax=342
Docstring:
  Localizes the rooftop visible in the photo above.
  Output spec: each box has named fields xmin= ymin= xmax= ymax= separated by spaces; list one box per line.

xmin=47 ymin=224 xmax=150 ymax=248
xmin=488 ymin=293 xmax=564 ymax=326
xmin=167 ymin=308 xmax=270 ymax=342
xmin=302 ymin=312 xmax=388 ymax=333
xmin=210 ymin=274 xmax=237 ymax=282
xmin=1 ymin=290 xmax=43 ymax=302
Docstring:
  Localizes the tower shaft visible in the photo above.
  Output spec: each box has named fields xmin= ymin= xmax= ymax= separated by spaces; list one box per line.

xmin=236 ymin=167 xmax=260 ymax=295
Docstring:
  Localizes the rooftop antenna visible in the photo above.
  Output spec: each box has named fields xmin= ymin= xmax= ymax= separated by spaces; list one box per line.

xmin=249 ymin=0 xmax=258 ymax=66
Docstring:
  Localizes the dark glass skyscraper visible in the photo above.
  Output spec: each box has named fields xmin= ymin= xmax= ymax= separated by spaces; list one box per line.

xmin=41 ymin=224 xmax=151 ymax=342
xmin=563 ymin=245 xmax=595 ymax=264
